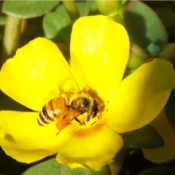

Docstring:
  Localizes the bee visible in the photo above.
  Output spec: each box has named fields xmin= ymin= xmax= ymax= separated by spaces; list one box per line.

xmin=38 ymin=89 xmax=104 ymax=130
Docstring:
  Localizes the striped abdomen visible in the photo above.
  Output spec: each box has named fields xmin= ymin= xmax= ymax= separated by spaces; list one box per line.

xmin=38 ymin=97 xmax=68 ymax=126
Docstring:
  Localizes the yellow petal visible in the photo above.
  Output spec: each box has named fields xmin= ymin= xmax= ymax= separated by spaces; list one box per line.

xmin=0 ymin=37 xmax=75 ymax=111
xmin=105 ymin=59 xmax=175 ymax=133
xmin=70 ymin=15 xmax=129 ymax=102
xmin=0 ymin=111 xmax=62 ymax=163
xmin=56 ymin=124 xmax=123 ymax=171
xmin=143 ymin=112 xmax=175 ymax=163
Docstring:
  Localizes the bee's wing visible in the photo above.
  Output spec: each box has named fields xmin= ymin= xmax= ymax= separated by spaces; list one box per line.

xmin=58 ymin=55 xmax=80 ymax=94
xmin=59 ymin=53 xmax=89 ymax=95
xmin=70 ymin=53 xmax=89 ymax=90
xmin=56 ymin=107 xmax=81 ymax=130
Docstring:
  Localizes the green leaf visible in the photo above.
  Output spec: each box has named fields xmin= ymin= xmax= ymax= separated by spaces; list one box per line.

xmin=22 ymin=158 xmax=111 ymax=175
xmin=146 ymin=43 xmax=161 ymax=57
xmin=155 ymin=7 xmax=175 ymax=41
xmin=88 ymin=1 xmax=100 ymax=15
xmin=3 ymin=0 xmax=60 ymax=19
xmin=127 ymin=44 xmax=148 ymax=70
xmin=122 ymin=125 xmax=164 ymax=149
xmin=139 ymin=167 xmax=175 ymax=175
xmin=61 ymin=165 xmax=111 ymax=175
xmin=125 ymin=1 xmax=168 ymax=56
xmin=155 ymin=7 xmax=175 ymax=30
xmin=76 ymin=1 xmax=92 ymax=16
xmin=22 ymin=158 xmax=61 ymax=175
xmin=43 ymin=4 xmax=72 ymax=44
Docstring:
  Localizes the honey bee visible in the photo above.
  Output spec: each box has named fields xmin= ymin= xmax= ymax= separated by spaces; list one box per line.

xmin=38 ymin=89 xmax=104 ymax=130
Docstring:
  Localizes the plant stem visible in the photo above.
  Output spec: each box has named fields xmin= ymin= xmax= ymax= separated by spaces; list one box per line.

xmin=62 ymin=0 xmax=79 ymax=21
xmin=2 ymin=15 xmax=22 ymax=61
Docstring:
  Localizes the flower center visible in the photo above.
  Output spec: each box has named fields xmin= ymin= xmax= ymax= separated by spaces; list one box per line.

xmin=38 ymin=89 xmax=105 ymax=130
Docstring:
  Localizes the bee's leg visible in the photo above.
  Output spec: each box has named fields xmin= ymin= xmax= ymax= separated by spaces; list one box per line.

xmin=56 ymin=130 xmax=62 ymax=136
xmin=87 ymin=115 xmax=90 ymax=121
xmin=91 ymin=121 xmax=97 ymax=125
xmin=91 ymin=103 xmax=99 ymax=118
xmin=75 ymin=117 xmax=85 ymax=125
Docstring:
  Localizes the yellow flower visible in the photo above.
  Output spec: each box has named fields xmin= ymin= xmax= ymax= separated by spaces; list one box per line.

xmin=0 ymin=15 xmax=175 ymax=170
xmin=143 ymin=111 xmax=175 ymax=163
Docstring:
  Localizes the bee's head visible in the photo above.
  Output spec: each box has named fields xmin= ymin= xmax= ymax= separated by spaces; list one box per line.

xmin=71 ymin=97 xmax=91 ymax=112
